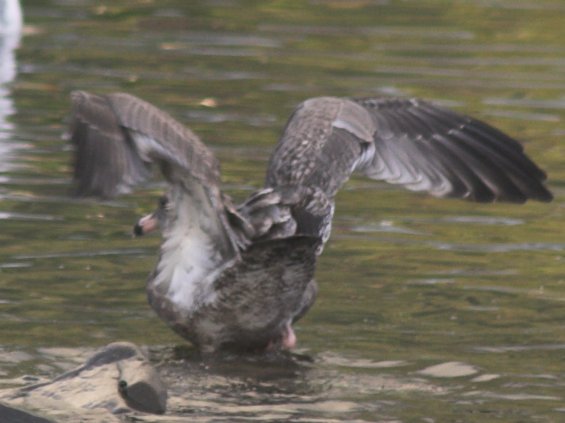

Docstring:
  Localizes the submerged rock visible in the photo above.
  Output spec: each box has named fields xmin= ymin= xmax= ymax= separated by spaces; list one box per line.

xmin=0 ymin=342 xmax=167 ymax=422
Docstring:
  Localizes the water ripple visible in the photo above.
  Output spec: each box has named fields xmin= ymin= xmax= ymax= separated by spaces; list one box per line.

xmin=484 ymin=96 xmax=565 ymax=110
xmin=351 ymin=220 xmax=424 ymax=235
xmin=431 ymin=242 xmax=564 ymax=253
xmin=467 ymin=391 xmax=561 ymax=401
xmin=418 ymin=361 xmax=479 ymax=378
xmin=438 ymin=216 xmax=524 ymax=226
xmin=0 ymin=212 xmax=63 ymax=221
xmin=486 ymin=109 xmax=560 ymax=123
xmin=259 ymin=24 xmax=474 ymax=40
xmin=473 ymin=344 xmax=565 ymax=353
xmin=0 ymin=262 xmax=32 ymax=269
xmin=13 ymin=248 xmax=148 ymax=260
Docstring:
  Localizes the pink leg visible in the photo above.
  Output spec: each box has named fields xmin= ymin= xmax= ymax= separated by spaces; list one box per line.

xmin=281 ymin=322 xmax=296 ymax=349
xmin=265 ymin=322 xmax=297 ymax=351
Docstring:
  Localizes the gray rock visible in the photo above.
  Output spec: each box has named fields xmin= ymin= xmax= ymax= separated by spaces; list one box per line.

xmin=0 ymin=342 xmax=167 ymax=421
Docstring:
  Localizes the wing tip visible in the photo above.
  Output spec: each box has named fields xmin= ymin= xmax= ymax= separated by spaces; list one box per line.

xmin=462 ymin=185 xmax=554 ymax=204
xmin=533 ymin=187 xmax=554 ymax=203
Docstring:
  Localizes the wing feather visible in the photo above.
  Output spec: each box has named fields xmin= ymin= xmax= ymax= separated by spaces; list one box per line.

xmin=69 ymin=91 xmax=239 ymax=257
xmin=70 ymin=91 xmax=220 ymax=198
xmin=70 ymin=91 xmax=150 ymax=197
xmin=106 ymin=93 xmax=220 ymax=187
xmin=265 ymin=97 xmax=373 ymax=197
xmin=360 ymin=98 xmax=551 ymax=202
xmin=266 ymin=96 xmax=552 ymax=203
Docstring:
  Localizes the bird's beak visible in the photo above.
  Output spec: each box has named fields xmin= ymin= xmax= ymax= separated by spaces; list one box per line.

xmin=133 ymin=212 xmax=159 ymax=237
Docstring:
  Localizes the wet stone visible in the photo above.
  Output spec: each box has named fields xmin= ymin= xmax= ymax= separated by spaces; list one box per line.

xmin=0 ymin=342 xmax=167 ymax=421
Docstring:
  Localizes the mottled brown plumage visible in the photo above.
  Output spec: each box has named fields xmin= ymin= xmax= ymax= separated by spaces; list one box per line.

xmin=267 ymin=97 xmax=551 ymax=202
xmin=68 ymin=91 xmax=552 ymax=353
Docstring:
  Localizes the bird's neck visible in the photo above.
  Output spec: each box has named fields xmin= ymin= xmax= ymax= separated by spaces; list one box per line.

xmin=148 ymin=186 xmax=235 ymax=316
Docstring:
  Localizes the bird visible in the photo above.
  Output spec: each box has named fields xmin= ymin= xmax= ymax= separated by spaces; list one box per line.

xmin=68 ymin=91 xmax=552 ymax=353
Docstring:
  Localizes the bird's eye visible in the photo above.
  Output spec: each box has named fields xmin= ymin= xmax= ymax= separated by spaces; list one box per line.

xmin=158 ymin=196 xmax=169 ymax=208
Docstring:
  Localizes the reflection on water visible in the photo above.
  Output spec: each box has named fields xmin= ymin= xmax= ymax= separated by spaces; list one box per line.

xmin=0 ymin=0 xmax=563 ymax=421
xmin=0 ymin=0 xmax=22 ymax=173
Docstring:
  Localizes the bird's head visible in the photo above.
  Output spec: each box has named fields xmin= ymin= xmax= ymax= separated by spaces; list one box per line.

xmin=133 ymin=195 xmax=170 ymax=237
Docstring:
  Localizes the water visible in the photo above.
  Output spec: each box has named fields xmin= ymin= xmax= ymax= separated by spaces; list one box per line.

xmin=0 ymin=0 xmax=564 ymax=421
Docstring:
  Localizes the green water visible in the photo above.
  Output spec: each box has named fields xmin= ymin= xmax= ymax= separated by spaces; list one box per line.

xmin=0 ymin=0 xmax=564 ymax=421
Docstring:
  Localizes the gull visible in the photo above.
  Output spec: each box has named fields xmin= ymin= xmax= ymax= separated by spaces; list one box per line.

xmin=69 ymin=91 xmax=552 ymax=353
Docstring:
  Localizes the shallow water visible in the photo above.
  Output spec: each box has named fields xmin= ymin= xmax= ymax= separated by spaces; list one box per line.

xmin=0 ymin=0 xmax=564 ymax=421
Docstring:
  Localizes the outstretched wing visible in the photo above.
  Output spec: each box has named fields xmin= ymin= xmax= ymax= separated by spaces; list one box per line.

xmin=266 ymin=96 xmax=552 ymax=203
xmin=70 ymin=90 xmax=220 ymax=198
xmin=69 ymin=91 xmax=238 ymax=257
